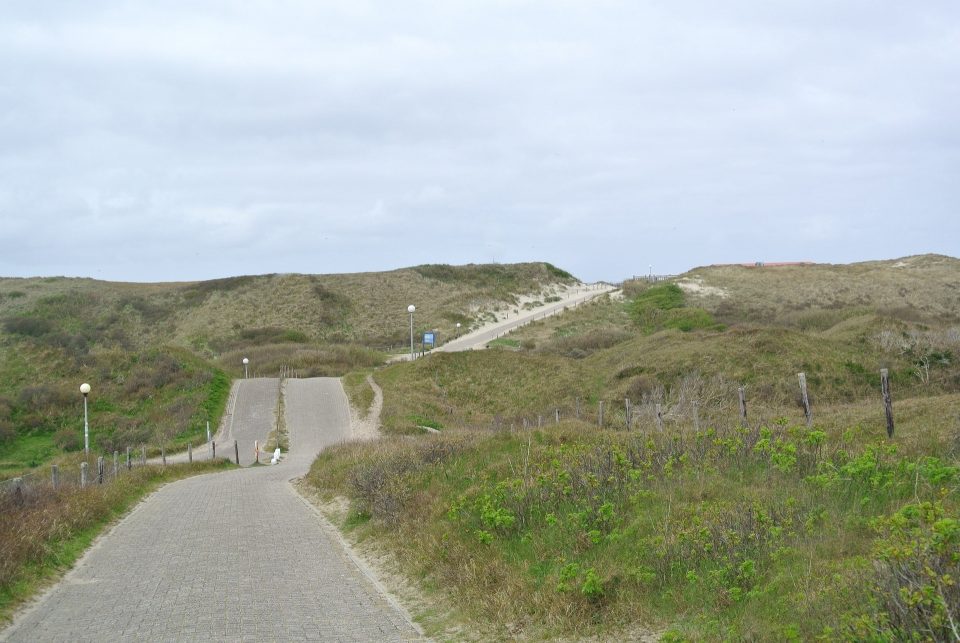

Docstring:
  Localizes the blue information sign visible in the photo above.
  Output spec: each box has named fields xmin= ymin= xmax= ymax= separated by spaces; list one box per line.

xmin=423 ymin=332 xmax=435 ymax=345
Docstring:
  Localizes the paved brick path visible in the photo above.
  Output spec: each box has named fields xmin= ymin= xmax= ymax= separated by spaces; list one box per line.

xmin=2 ymin=378 xmax=422 ymax=642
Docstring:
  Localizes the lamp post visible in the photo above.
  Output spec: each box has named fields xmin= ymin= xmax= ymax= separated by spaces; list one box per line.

xmin=80 ymin=383 xmax=91 ymax=455
xmin=407 ymin=305 xmax=416 ymax=361
xmin=242 ymin=357 xmax=249 ymax=379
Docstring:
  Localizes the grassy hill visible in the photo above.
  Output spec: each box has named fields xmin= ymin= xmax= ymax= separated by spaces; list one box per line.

xmin=310 ymin=254 xmax=960 ymax=640
xmin=0 ymin=262 xmax=575 ymax=475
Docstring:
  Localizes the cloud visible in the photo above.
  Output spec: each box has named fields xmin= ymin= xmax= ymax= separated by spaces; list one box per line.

xmin=0 ymin=0 xmax=957 ymax=282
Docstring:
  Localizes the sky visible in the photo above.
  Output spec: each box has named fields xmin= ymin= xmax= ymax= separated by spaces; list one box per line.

xmin=1 ymin=1 xmax=958 ymax=283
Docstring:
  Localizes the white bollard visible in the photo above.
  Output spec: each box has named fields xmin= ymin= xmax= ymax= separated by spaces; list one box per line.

xmin=271 ymin=447 xmax=281 ymax=465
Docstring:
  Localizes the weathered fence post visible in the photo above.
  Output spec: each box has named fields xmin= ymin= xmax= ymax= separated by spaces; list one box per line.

xmin=881 ymin=368 xmax=895 ymax=438
xmin=693 ymin=401 xmax=700 ymax=432
xmin=80 ymin=462 xmax=88 ymax=488
xmin=656 ymin=403 xmax=664 ymax=432
xmin=140 ymin=446 xmax=146 ymax=466
xmin=97 ymin=456 xmax=104 ymax=484
xmin=234 ymin=440 xmax=239 ymax=465
xmin=738 ymin=387 xmax=747 ymax=425
xmin=206 ymin=421 xmax=211 ymax=443
xmin=798 ymin=372 xmax=812 ymax=427
xmin=625 ymin=398 xmax=632 ymax=429
xmin=51 ymin=465 xmax=60 ymax=490
xmin=188 ymin=443 xmax=193 ymax=463
xmin=126 ymin=446 xmax=131 ymax=471
xmin=538 ymin=415 xmax=542 ymax=428
xmin=598 ymin=401 xmax=604 ymax=427
xmin=13 ymin=477 xmax=23 ymax=507
xmin=555 ymin=408 xmax=560 ymax=424
xmin=523 ymin=418 xmax=528 ymax=429
xmin=161 ymin=447 xmax=166 ymax=466
xmin=255 ymin=440 xmax=259 ymax=464
xmin=212 ymin=440 xmax=216 ymax=460
xmin=113 ymin=451 xmax=118 ymax=478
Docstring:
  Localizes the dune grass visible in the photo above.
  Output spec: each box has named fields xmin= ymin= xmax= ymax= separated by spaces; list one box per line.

xmin=307 ymin=410 xmax=960 ymax=639
xmin=0 ymin=262 xmax=573 ymax=474
xmin=311 ymin=254 xmax=960 ymax=638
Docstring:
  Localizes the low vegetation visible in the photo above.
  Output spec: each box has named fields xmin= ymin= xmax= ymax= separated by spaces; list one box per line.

xmin=307 ymin=416 xmax=959 ymax=639
xmin=307 ymin=254 xmax=960 ymax=638
xmin=0 ymin=458 xmax=235 ymax=622
xmin=0 ymin=263 xmax=572 ymax=476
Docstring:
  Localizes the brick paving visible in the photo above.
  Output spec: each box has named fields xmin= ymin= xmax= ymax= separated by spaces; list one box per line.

xmin=2 ymin=378 xmax=422 ymax=642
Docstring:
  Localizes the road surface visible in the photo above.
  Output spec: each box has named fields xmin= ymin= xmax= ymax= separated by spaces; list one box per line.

xmin=1 ymin=378 xmax=421 ymax=642
xmin=437 ymin=284 xmax=615 ymax=352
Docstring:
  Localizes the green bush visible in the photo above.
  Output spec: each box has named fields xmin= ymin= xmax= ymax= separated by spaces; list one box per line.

xmin=628 ymin=283 xmax=720 ymax=333
xmin=3 ymin=317 xmax=54 ymax=337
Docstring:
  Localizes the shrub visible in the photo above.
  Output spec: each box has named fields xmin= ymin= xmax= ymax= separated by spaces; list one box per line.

xmin=0 ymin=419 xmax=15 ymax=444
xmin=3 ymin=317 xmax=54 ymax=337
xmin=543 ymin=329 xmax=633 ymax=358
xmin=52 ymin=428 xmax=82 ymax=451
xmin=628 ymin=284 xmax=720 ymax=333
xmin=860 ymin=500 xmax=960 ymax=639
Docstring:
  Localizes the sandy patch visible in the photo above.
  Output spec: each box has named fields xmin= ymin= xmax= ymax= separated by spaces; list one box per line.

xmin=676 ymin=277 xmax=728 ymax=298
xmin=349 ymin=375 xmax=383 ymax=441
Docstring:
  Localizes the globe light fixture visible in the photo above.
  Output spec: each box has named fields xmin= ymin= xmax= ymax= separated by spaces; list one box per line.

xmin=79 ymin=383 xmax=91 ymax=455
xmin=407 ymin=305 xmax=416 ymax=361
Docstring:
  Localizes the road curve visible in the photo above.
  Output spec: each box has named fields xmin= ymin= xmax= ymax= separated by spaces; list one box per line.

xmin=1 ymin=378 xmax=421 ymax=642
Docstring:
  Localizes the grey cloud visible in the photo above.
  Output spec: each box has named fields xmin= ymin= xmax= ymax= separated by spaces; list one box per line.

xmin=0 ymin=1 xmax=957 ymax=282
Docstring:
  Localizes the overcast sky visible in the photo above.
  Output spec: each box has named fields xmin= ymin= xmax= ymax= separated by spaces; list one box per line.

xmin=1 ymin=1 xmax=957 ymax=283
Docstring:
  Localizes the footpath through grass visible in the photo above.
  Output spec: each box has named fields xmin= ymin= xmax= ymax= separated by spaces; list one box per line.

xmin=0 ymin=459 xmax=235 ymax=623
xmin=306 ymin=419 xmax=960 ymax=640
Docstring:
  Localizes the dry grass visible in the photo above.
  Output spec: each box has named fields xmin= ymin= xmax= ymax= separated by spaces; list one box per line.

xmin=0 ymin=262 xmax=576 ymax=355
xmin=0 ymin=262 xmax=573 ymax=474
xmin=678 ymin=253 xmax=960 ymax=326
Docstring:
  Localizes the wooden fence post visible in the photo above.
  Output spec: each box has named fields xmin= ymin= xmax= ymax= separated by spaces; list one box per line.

xmin=693 ymin=401 xmax=700 ymax=432
xmin=555 ymin=408 xmax=560 ymax=424
xmin=625 ymin=399 xmax=632 ymax=429
xmin=798 ymin=372 xmax=812 ymax=427
xmin=738 ymin=387 xmax=747 ymax=426
xmin=881 ymin=368 xmax=895 ymax=438
xmin=212 ymin=440 xmax=216 ymax=460
xmin=113 ymin=451 xmax=118 ymax=478
xmin=234 ymin=440 xmax=239 ymax=465
xmin=538 ymin=415 xmax=542 ymax=428
xmin=80 ymin=462 xmax=88 ymax=488
xmin=656 ymin=403 xmax=664 ymax=432
xmin=13 ymin=477 xmax=23 ymax=507
xmin=51 ymin=465 xmax=59 ymax=490
xmin=126 ymin=446 xmax=131 ymax=471
xmin=598 ymin=401 xmax=604 ymax=427
xmin=255 ymin=440 xmax=259 ymax=464
xmin=161 ymin=447 xmax=166 ymax=466
xmin=140 ymin=446 xmax=146 ymax=466
xmin=188 ymin=443 xmax=193 ymax=463
xmin=97 ymin=456 xmax=104 ymax=484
